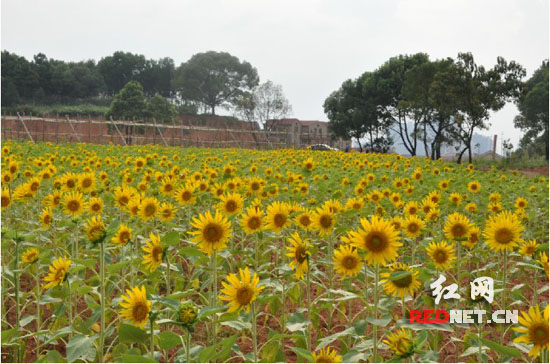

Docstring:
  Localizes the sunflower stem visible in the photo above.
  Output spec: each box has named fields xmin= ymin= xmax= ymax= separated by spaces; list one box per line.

xmin=99 ymin=241 xmax=105 ymax=363
xmin=501 ymin=249 xmax=508 ymax=342
xmin=306 ymin=263 xmax=311 ymax=352
xmin=67 ymin=279 xmax=73 ymax=338
xmin=150 ymin=317 xmax=155 ymax=360
xmin=186 ymin=329 xmax=191 ymax=363
xmin=251 ymin=301 xmax=258 ymax=363
xmin=35 ymin=264 xmax=42 ymax=358
xmin=211 ymin=250 xmax=217 ymax=347
xmin=373 ymin=263 xmax=379 ymax=363
xmin=532 ymin=268 xmax=538 ymax=306
xmin=165 ymin=252 xmax=171 ymax=296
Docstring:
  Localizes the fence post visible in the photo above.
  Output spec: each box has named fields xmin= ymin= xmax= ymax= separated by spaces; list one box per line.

xmin=16 ymin=113 xmax=35 ymax=143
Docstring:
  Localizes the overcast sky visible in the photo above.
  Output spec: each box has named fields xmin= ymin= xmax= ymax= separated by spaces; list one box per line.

xmin=2 ymin=0 xmax=548 ymax=151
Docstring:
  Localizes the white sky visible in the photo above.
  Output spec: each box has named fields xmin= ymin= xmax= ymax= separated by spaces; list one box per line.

xmin=2 ymin=0 xmax=548 ymax=150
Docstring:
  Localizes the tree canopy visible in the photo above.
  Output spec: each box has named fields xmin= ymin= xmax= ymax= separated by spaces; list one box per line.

xmin=173 ymin=51 xmax=259 ymax=115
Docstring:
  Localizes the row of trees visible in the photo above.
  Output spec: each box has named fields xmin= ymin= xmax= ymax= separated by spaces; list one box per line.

xmin=324 ymin=53 xmax=549 ymax=162
xmin=1 ymin=50 xmax=288 ymax=118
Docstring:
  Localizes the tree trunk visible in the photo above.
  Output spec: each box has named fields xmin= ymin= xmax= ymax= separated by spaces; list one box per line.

xmin=356 ymin=137 xmax=363 ymax=152
xmin=211 ymin=104 xmax=216 ymax=115
xmin=457 ymin=146 xmax=468 ymax=164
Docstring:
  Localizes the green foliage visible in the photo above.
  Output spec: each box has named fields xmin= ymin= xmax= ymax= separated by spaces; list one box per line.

xmin=147 ymin=93 xmax=177 ymax=123
xmin=174 ymin=51 xmax=259 ymax=115
xmin=514 ymin=60 xmax=549 ymax=159
xmin=105 ymin=81 xmax=148 ymax=120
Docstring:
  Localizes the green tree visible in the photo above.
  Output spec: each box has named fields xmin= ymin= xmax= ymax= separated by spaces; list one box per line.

xmin=147 ymin=93 xmax=177 ymax=122
xmin=452 ymin=53 xmax=525 ymax=163
xmin=324 ymin=73 xmax=390 ymax=152
xmin=366 ymin=53 xmax=430 ymax=156
xmin=98 ymin=51 xmax=147 ymax=95
xmin=514 ymin=60 xmax=549 ymax=159
xmin=174 ymin=51 xmax=259 ymax=115
xmin=105 ymin=81 xmax=147 ymax=120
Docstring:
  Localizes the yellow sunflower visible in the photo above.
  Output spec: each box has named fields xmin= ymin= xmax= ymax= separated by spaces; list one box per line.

xmin=174 ymin=184 xmax=196 ymax=205
xmin=88 ymin=197 xmax=104 ymax=215
xmin=294 ymin=210 xmax=314 ymax=231
xmin=219 ymin=267 xmax=264 ymax=313
xmin=348 ymin=215 xmax=401 ymax=266
xmin=264 ymin=201 xmax=291 ymax=233
xmin=119 ymin=285 xmax=151 ymax=329
xmin=286 ymin=232 xmax=312 ymax=279
xmin=159 ymin=202 xmax=176 ymax=222
xmin=217 ymin=193 xmax=244 ymax=216
xmin=402 ymin=215 xmax=425 ymax=239
xmin=311 ymin=348 xmax=342 ymax=363
xmin=41 ymin=207 xmax=53 ymax=229
xmin=381 ymin=263 xmax=421 ymax=298
xmin=383 ymin=328 xmax=414 ymax=357
xmin=333 ymin=244 xmax=363 ymax=279
xmin=85 ymin=215 xmax=106 ymax=241
xmin=112 ymin=224 xmax=132 ymax=246
xmin=467 ymin=181 xmax=481 ymax=193
xmin=190 ymin=210 xmax=232 ymax=255
xmin=426 ymin=241 xmax=456 ymax=271
xmin=21 ymin=248 xmax=39 ymax=264
xmin=43 ymin=257 xmax=71 ymax=289
xmin=311 ymin=206 xmax=336 ymax=237
xmin=142 ymin=233 xmax=163 ymax=272
xmin=518 ymin=240 xmax=539 ymax=257
xmin=514 ymin=197 xmax=528 ymax=210
xmin=240 ymin=207 xmax=263 ymax=234
xmin=538 ymin=252 xmax=549 ymax=277
xmin=513 ymin=305 xmax=549 ymax=358
xmin=443 ymin=212 xmax=473 ymax=241
xmin=403 ymin=201 xmax=419 ymax=216
xmin=1 ymin=189 xmax=12 ymax=210
xmin=139 ymin=197 xmax=160 ymax=221
xmin=463 ymin=226 xmax=481 ymax=249
xmin=62 ymin=191 xmax=87 ymax=217
xmin=483 ymin=211 xmax=524 ymax=252
xmin=113 ymin=185 xmax=134 ymax=209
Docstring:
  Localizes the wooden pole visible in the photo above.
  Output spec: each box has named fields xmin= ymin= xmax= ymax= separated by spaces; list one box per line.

xmin=65 ymin=115 xmax=82 ymax=143
xmin=16 ymin=113 xmax=35 ymax=143
xmin=109 ymin=117 xmax=128 ymax=146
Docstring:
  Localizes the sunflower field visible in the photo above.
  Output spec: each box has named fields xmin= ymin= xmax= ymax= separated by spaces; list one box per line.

xmin=1 ymin=140 xmax=548 ymax=363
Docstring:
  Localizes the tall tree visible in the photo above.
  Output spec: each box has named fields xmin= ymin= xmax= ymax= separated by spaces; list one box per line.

xmin=234 ymin=80 xmax=292 ymax=145
xmin=147 ymin=93 xmax=177 ymax=122
xmin=514 ymin=60 xmax=549 ymax=159
xmin=452 ymin=53 xmax=525 ymax=163
xmin=324 ymin=73 xmax=389 ymax=152
xmin=105 ymin=81 xmax=147 ymax=120
xmin=366 ymin=53 xmax=430 ymax=156
xmin=174 ymin=51 xmax=259 ymax=115
xmin=98 ymin=51 xmax=147 ymax=95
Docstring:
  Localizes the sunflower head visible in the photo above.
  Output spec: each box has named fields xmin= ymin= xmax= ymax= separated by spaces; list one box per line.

xmin=240 ymin=207 xmax=263 ymax=234
xmin=219 ymin=267 xmax=264 ymax=313
xmin=142 ymin=233 xmax=164 ymax=272
xmin=403 ymin=215 xmax=425 ymax=239
xmin=348 ymin=215 xmax=401 ymax=266
xmin=286 ymin=232 xmax=312 ymax=279
xmin=426 ymin=241 xmax=456 ymax=271
xmin=21 ymin=248 xmax=39 ymax=264
xmin=333 ymin=244 xmax=363 ymax=279
xmin=177 ymin=301 xmax=198 ymax=330
xmin=483 ymin=211 xmax=524 ymax=252
xmin=43 ymin=257 xmax=71 ymax=289
xmin=311 ymin=206 xmax=335 ymax=237
xmin=190 ymin=210 xmax=232 ymax=256
xmin=311 ymin=347 xmax=342 ymax=363
xmin=513 ymin=305 xmax=549 ymax=358
xmin=119 ymin=285 xmax=151 ymax=329
xmin=383 ymin=328 xmax=414 ymax=357
xmin=443 ymin=212 xmax=473 ymax=241
xmin=381 ymin=263 xmax=421 ymax=298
